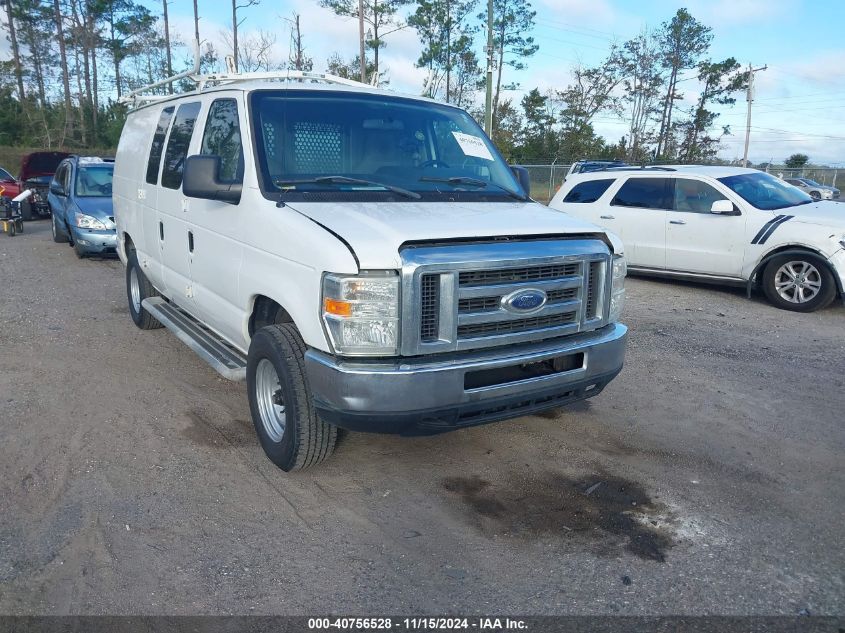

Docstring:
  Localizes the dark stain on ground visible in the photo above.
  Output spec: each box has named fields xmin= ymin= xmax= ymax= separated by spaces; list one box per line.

xmin=181 ymin=409 xmax=252 ymax=448
xmin=441 ymin=472 xmax=673 ymax=562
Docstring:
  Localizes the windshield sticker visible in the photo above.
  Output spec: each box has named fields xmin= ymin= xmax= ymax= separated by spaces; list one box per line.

xmin=451 ymin=132 xmax=494 ymax=161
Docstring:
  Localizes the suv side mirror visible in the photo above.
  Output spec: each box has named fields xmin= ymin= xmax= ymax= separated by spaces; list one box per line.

xmin=183 ymin=155 xmax=242 ymax=204
xmin=50 ymin=181 xmax=64 ymax=196
xmin=710 ymin=199 xmax=735 ymax=214
xmin=510 ymin=165 xmax=531 ymax=197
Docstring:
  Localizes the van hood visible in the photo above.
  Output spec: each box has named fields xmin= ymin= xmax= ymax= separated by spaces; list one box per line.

xmin=287 ymin=200 xmax=617 ymax=269
xmin=785 ymin=201 xmax=845 ymax=229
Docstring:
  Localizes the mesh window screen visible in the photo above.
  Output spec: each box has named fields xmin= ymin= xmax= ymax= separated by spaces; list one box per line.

xmin=293 ymin=121 xmax=343 ymax=173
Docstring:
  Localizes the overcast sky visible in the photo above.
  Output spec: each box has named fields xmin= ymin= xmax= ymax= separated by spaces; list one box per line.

xmin=6 ymin=0 xmax=845 ymax=165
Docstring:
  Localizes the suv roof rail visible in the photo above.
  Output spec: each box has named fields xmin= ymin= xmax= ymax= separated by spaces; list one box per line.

xmin=120 ymin=39 xmax=375 ymax=109
xmin=596 ymin=166 xmax=677 ymax=173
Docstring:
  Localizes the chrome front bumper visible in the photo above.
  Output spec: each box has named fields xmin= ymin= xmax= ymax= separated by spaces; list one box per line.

xmin=305 ymin=323 xmax=627 ymax=435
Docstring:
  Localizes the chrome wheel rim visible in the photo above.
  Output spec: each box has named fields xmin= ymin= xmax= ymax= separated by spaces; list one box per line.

xmin=129 ymin=266 xmax=142 ymax=314
xmin=255 ymin=358 xmax=286 ymax=442
xmin=774 ymin=261 xmax=822 ymax=304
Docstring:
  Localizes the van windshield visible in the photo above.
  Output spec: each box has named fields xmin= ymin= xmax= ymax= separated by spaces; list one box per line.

xmin=251 ymin=90 xmax=524 ymax=202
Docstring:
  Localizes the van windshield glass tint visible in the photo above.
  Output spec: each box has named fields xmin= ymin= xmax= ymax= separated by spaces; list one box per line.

xmin=251 ymin=91 xmax=522 ymax=201
xmin=718 ymin=172 xmax=813 ymax=210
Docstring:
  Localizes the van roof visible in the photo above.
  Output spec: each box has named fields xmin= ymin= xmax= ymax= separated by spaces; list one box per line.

xmin=126 ymin=75 xmax=460 ymax=112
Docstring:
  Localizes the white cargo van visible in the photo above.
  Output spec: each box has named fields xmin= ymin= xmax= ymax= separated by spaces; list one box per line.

xmin=113 ymin=68 xmax=628 ymax=471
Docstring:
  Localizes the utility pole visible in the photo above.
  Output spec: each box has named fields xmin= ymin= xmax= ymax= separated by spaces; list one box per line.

xmin=358 ymin=0 xmax=366 ymax=83
xmin=742 ymin=63 xmax=767 ymax=167
xmin=483 ymin=0 xmax=494 ymax=136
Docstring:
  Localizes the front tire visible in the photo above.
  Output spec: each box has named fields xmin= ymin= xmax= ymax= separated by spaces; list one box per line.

xmin=126 ymin=249 xmax=163 ymax=329
xmin=762 ymin=253 xmax=836 ymax=312
xmin=247 ymin=324 xmax=337 ymax=471
xmin=809 ymin=191 xmax=821 ymax=201
xmin=52 ymin=214 xmax=68 ymax=243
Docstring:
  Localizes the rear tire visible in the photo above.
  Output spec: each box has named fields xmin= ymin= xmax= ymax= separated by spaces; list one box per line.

xmin=762 ymin=253 xmax=836 ymax=312
xmin=8 ymin=221 xmax=15 ymax=237
xmin=20 ymin=199 xmax=33 ymax=221
xmin=126 ymin=249 xmax=163 ymax=329
xmin=247 ymin=323 xmax=337 ymax=471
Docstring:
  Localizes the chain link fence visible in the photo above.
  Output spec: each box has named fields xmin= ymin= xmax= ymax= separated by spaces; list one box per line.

xmin=520 ymin=163 xmax=840 ymax=204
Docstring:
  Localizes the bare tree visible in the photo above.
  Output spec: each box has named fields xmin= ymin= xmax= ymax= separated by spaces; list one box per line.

xmin=54 ymin=0 xmax=74 ymax=142
xmin=286 ymin=13 xmax=312 ymax=71
xmin=162 ymin=0 xmax=173 ymax=90
xmin=4 ymin=0 xmax=25 ymax=101
xmin=232 ymin=0 xmax=260 ymax=72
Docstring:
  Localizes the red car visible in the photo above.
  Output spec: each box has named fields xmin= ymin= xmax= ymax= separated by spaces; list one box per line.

xmin=0 ymin=166 xmax=21 ymax=199
xmin=17 ymin=151 xmax=71 ymax=219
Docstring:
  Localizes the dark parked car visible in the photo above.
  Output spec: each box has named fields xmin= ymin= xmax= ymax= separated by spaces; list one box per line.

xmin=19 ymin=151 xmax=71 ymax=220
xmin=48 ymin=156 xmax=116 ymax=257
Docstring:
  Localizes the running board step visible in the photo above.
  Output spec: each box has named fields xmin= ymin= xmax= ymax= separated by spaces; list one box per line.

xmin=142 ymin=297 xmax=247 ymax=381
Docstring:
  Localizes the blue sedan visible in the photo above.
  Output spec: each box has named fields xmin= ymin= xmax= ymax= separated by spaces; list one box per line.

xmin=48 ymin=156 xmax=117 ymax=257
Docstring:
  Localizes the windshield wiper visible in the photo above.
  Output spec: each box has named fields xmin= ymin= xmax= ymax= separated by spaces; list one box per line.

xmin=419 ymin=176 xmax=529 ymax=201
xmin=274 ymin=176 xmax=420 ymax=200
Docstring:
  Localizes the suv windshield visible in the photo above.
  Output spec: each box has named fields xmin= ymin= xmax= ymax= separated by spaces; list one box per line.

xmin=718 ymin=172 xmax=813 ymax=210
xmin=251 ymin=90 xmax=524 ymax=201
xmin=75 ymin=164 xmax=114 ymax=197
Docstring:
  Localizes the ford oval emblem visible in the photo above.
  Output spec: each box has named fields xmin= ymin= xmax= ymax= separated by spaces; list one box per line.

xmin=501 ymin=288 xmax=547 ymax=313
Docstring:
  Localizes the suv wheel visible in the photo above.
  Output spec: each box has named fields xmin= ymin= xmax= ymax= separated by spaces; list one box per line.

xmin=762 ymin=254 xmax=836 ymax=312
xmin=247 ymin=323 xmax=337 ymax=471
xmin=126 ymin=250 xmax=163 ymax=329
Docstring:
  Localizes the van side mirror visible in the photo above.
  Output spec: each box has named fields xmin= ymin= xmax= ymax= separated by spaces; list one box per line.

xmin=710 ymin=199 xmax=735 ymax=214
xmin=49 ymin=181 xmax=64 ymax=196
xmin=510 ymin=165 xmax=531 ymax=197
xmin=183 ymin=155 xmax=242 ymax=204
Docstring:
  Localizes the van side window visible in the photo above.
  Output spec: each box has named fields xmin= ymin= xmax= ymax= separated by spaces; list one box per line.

xmin=161 ymin=102 xmax=201 ymax=190
xmin=611 ymin=178 xmax=672 ymax=210
xmin=563 ymin=179 xmax=614 ymax=203
xmin=200 ymin=99 xmax=244 ymax=183
xmin=146 ymin=106 xmax=175 ymax=185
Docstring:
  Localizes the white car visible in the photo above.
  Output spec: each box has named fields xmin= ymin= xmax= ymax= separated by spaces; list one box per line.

xmin=113 ymin=70 xmax=628 ymax=471
xmin=783 ymin=177 xmax=840 ymax=201
xmin=549 ymin=166 xmax=845 ymax=312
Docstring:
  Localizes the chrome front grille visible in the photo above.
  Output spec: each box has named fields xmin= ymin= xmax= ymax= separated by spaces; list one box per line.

xmin=420 ymin=274 xmax=440 ymax=342
xmin=402 ymin=238 xmax=612 ymax=355
xmin=458 ymin=263 xmax=580 ymax=286
xmin=457 ymin=311 xmax=579 ymax=338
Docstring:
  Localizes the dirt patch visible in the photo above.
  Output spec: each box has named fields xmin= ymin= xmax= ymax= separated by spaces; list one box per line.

xmin=180 ymin=408 xmax=252 ymax=448
xmin=442 ymin=472 xmax=673 ymax=562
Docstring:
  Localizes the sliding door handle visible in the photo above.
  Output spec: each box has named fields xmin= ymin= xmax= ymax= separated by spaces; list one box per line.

xmin=159 ymin=221 xmax=164 ymax=240
xmin=600 ymin=214 xmax=615 ymax=220
xmin=188 ymin=231 xmax=194 ymax=252
xmin=669 ymin=219 xmax=686 ymax=225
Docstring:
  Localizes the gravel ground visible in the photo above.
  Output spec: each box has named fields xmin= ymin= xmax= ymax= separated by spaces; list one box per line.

xmin=1 ymin=220 xmax=844 ymax=615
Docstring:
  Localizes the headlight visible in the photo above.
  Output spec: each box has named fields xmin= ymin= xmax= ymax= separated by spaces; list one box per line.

xmin=75 ymin=212 xmax=107 ymax=230
xmin=608 ymin=255 xmax=626 ymax=322
xmin=321 ymin=271 xmax=400 ymax=356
